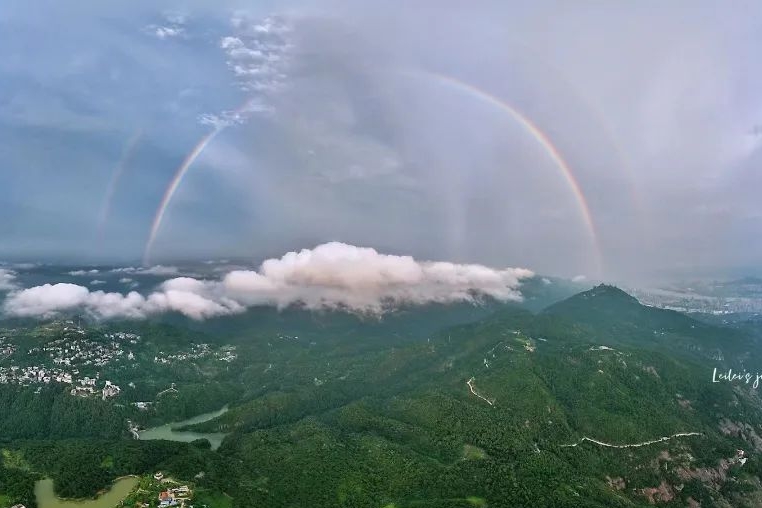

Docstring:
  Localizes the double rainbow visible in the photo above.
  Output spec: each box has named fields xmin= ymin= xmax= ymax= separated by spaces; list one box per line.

xmin=143 ymin=73 xmax=604 ymax=275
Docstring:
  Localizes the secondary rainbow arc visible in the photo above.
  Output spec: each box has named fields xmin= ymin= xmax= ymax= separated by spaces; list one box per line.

xmin=98 ymin=130 xmax=143 ymax=236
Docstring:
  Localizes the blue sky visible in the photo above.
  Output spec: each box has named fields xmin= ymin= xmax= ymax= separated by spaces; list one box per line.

xmin=1 ymin=0 xmax=761 ymax=281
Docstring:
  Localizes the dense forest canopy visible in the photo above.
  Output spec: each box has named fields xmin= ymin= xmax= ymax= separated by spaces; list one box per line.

xmin=2 ymin=285 xmax=762 ymax=507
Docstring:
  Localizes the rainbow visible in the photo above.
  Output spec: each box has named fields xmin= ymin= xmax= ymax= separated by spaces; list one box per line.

xmin=412 ymin=71 xmax=603 ymax=276
xmin=143 ymin=128 xmax=222 ymax=264
xmin=143 ymin=100 xmax=259 ymax=264
xmin=97 ymin=130 xmax=143 ymax=236
xmin=144 ymin=73 xmax=604 ymax=276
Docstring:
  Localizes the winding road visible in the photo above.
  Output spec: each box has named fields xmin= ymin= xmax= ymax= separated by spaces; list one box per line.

xmin=561 ymin=432 xmax=702 ymax=449
xmin=467 ymin=377 xmax=494 ymax=406
xmin=463 ymin=375 xmax=701 ymax=450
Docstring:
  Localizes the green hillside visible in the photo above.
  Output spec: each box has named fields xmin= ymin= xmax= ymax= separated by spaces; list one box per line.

xmin=3 ymin=286 xmax=762 ymax=507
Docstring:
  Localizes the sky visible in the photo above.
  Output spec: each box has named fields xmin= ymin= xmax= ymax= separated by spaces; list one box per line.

xmin=1 ymin=0 xmax=761 ymax=282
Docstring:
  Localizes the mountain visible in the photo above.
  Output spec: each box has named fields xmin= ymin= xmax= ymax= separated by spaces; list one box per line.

xmin=513 ymin=275 xmax=590 ymax=312
xmin=4 ymin=285 xmax=762 ymax=507
xmin=544 ymin=283 xmax=685 ymax=328
xmin=172 ymin=287 xmax=762 ymax=507
xmin=156 ymin=274 xmax=582 ymax=347
xmin=543 ymin=284 xmax=762 ymax=365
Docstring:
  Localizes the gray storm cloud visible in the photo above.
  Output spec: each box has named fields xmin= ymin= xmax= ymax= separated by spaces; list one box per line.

xmin=2 ymin=242 xmax=532 ymax=320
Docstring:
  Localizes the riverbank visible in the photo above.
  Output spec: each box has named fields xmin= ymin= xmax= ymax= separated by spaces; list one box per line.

xmin=35 ymin=476 xmax=139 ymax=508
xmin=138 ymin=405 xmax=230 ymax=451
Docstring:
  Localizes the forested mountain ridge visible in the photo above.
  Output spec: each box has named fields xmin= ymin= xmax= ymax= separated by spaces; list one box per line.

xmin=3 ymin=285 xmax=762 ymax=507
xmin=545 ymin=284 xmax=707 ymax=333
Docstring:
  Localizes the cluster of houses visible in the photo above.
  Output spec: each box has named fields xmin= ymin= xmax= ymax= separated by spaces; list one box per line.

xmin=216 ymin=346 xmax=238 ymax=363
xmin=0 ymin=336 xmax=16 ymax=359
xmin=0 ymin=328 xmax=139 ymax=400
xmin=0 ymin=364 xmax=75 ymax=386
xmin=152 ymin=473 xmax=194 ymax=507
xmin=36 ymin=332 xmax=139 ymax=368
xmin=153 ymin=343 xmax=238 ymax=364
xmin=158 ymin=485 xmax=191 ymax=507
xmin=1 ymin=325 xmax=235 ymax=406
xmin=69 ymin=377 xmax=121 ymax=400
xmin=154 ymin=343 xmax=213 ymax=364
xmin=0 ymin=363 xmax=122 ymax=400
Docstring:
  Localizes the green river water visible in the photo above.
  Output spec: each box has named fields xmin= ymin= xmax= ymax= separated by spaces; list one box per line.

xmin=138 ymin=405 xmax=229 ymax=450
xmin=34 ymin=477 xmax=138 ymax=508
xmin=33 ymin=406 xmax=229 ymax=508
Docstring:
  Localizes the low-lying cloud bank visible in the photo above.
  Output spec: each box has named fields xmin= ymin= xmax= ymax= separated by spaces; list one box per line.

xmin=109 ymin=265 xmax=180 ymax=276
xmin=68 ymin=266 xmax=181 ymax=277
xmin=68 ymin=269 xmax=100 ymax=276
xmin=2 ymin=243 xmax=533 ymax=320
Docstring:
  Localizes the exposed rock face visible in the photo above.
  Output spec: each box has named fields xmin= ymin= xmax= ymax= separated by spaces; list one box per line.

xmin=638 ymin=480 xmax=674 ymax=504
xmin=677 ymin=458 xmax=733 ymax=489
xmin=606 ymin=475 xmax=626 ymax=491
xmin=718 ymin=418 xmax=762 ymax=451
xmin=677 ymin=397 xmax=693 ymax=410
xmin=644 ymin=365 xmax=660 ymax=378
xmin=687 ymin=497 xmax=701 ymax=508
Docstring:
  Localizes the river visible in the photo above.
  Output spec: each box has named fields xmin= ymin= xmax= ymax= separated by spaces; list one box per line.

xmin=35 ymin=477 xmax=138 ymax=508
xmin=138 ymin=405 xmax=229 ymax=450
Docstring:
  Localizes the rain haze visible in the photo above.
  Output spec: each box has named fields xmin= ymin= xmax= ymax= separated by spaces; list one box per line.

xmin=1 ymin=0 xmax=761 ymax=283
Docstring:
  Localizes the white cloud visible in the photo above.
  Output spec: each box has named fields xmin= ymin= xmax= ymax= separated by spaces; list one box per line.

xmin=219 ymin=243 xmax=533 ymax=312
xmin=119 ymin=277 xmax=133 ymax=283
xmin=68 ymin=269 xmax=100 ymax=276
xmin=4 ymin=283 xmax=91 ymax=318
xmin=152 ymin=26 xmax=184 ymax=39
xmin=90 ymin=280 xmax=106 ymax=285
xmin=109 ymin=265 xmax=180 ymax=276
xmin=144 ymin=12 xmax=187 ymax=40
xmin=0 ymin=269 xmax=17 ymax=291
xmin=138 ymin=265 xmax=180 ymax=276
xmin=198 ymin=13 xmax=292 ymax=127
xmin=2 ymin=280 xmax=238 ymax=321
xmin=572 ymin=275 xmax=587 ymax=283
xmin=3 ymin=243 xmax=532 ymax=320
xmin=197 ymin=100 xmax=273 ymax=129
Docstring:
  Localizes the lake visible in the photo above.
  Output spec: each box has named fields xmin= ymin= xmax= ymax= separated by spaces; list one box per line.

xmin=35 ymin=477 xmax=138 ymax=508
xmin=138 ymin=405 xmax=229 ymax=450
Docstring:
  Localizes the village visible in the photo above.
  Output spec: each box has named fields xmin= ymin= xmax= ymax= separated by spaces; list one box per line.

xmin=0 ymin=363 xmax=124 ymax=400
xmin=152 ymin=472 xmax=194 ymax=508
xmin=0 ymin=329 xmax=140 ymax=399
xmin=0 ymin=322 xmax=237 ymax=405
xmin=153 ymin=343 xmax=238 ymax=365
xmin=117 ymin=472 xmax=199 ymax=508
xmin=0 ymin=336 xmax=15 ymax=360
